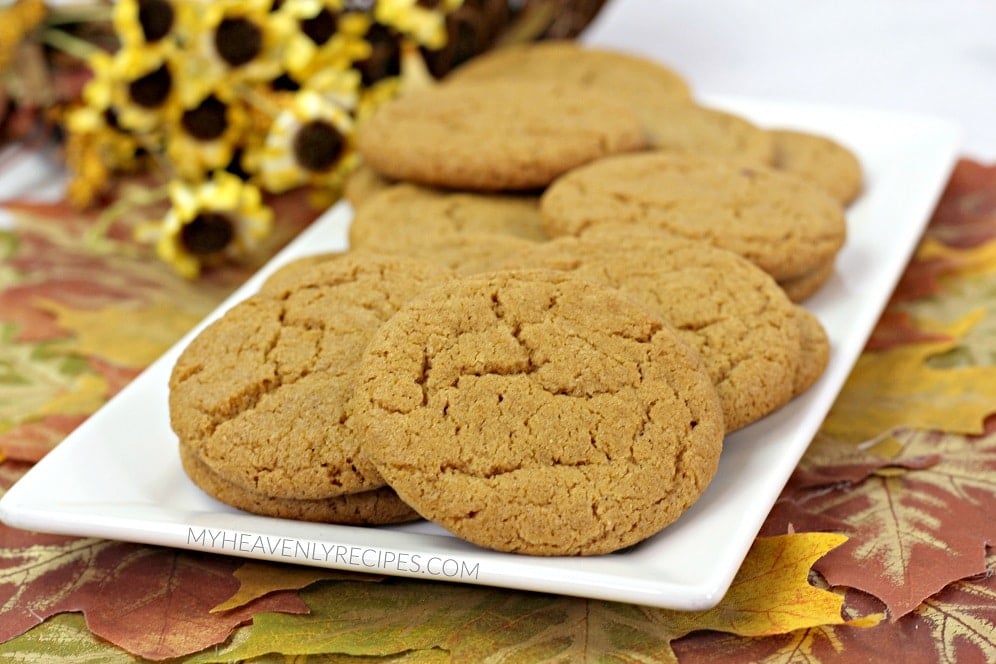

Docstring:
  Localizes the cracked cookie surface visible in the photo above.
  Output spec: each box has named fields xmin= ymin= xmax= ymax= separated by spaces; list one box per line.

xmin=169 ymin=254 xmax=453 ymax=512
xmin=504 ymin=229 xmax=807 ymax=431
xmin=540 ymin=151 xmax=847 ymax=281
xmin=351 ymin=270 xmax=724 ymax=555
xmin=356 ymin=80 xmax=647 ymax=191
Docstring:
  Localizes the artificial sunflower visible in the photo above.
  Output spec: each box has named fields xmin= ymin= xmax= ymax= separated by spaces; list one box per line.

xmin=182 ymin=0 xmax=296 ymax=104
xmin=112 ymin=0 xmax=195 ymax=54
xmin=281 ymin=0 xmax=373 ymax=80
xmin=249 ymin=87 xmax=359 ymax=195
xmin=375 ymin=0 xmax=463 ymax=50
xmin=164 ymin=85 xmax=251 ymax=181
xmin=84 ymin=46 xmax=180 ymax=135
xmin=137 ymin=172 xmax=273 ymax=279
xmin=62 ymin=104 xmax=148 ymax=207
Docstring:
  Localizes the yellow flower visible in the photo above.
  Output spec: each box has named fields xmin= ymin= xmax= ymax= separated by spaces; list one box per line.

xmin=63 ymin=103 xmax=149 ymax=208
xmin=280 ymin=0 xmax=373 ymax=79
xmin=138 ymin=173 xmax=273 ymax=279
xmin=0 ymin=0 xmax=46 ymax=71
xmin=84 ymin=46 xmax=180 ymax=135
xmin=65 ymin=104 xmax=146 ymax=174
xmin=374 ymin=0 xmax=463 ymax=50
xmin=164 ymin=85 xmax=251 ymax=181
xmin=181 ymin=0 xmax=297 ymax=104
xmin=112 ymin=0 xmax=196 ymax=53
xmin=249 ymin=87 xmax=359 ymax=194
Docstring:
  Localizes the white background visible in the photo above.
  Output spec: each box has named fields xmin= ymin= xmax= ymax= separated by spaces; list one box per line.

xmin=3 ymin=0 xmax=993 ymax=221
xmin=583 ymin=0 xmax=996 ymax=161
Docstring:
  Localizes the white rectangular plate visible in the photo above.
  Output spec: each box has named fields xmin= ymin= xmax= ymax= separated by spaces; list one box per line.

xmin=0 ymin=96 xmax=961 ymax=610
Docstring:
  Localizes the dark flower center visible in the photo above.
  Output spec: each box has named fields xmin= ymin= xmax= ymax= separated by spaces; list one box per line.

xmin=138 ymin=0 xmax=175 ymax=42
xmin=293 ymin=120 xmax=344 ymax=172
xmin=181 ymin=212 xmax=235 ymax=254
xmin=181 ymin=95 xmax=229 ymax=141
xmin=270 ymin=73 xmax=301 ymax=92
xmin=353 ymin=23 xmax=401 ymax=86
xmin=416 ymin=0 xmax=441 ymax=8
xmin=301 ymin=8 xmax=337 ymax=46
xmin=128 ymin=64 xmax=172 ymax=108
xmin=215 ymin=18 xmax=263 ymax=67
xmin=224 ymin=149 xmax=252 ymax=180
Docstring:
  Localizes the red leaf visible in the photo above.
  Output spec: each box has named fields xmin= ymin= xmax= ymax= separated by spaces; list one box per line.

xmin=927 ymin=159 xmax=996 ymax=248
xmin=801 ymin=429 xmax=996 ymax=619
xmin=865 ymin=310 xmax=952 ymax=352
xmin=0 ymin=414 xmax=88 ymax=462
xmin=0 ymin=532 xmax=308 ymax=660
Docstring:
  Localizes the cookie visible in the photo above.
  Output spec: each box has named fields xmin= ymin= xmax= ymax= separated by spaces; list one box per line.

xmin=169 ymin=254 xmax=453 ymax=506
xmin=446 ymin=41 xmax=770 ymax=163
xmin=342 ymin=163 xmax=395 ymax=209
xmin=374 ymin=233 xmax=537 ymax=276
xmin=348 ymin=183 xmax=547 ymax=248
xmin=351 ymin=269 xmax=725 ymax=555
xmin=259 ymin=252 xmax=342 ymax=294
xmin=646 ymin=102 xmax=774 ymax=164
xmin=446 ymin=40 xmax=693 ymax=106
xmin=355 ymin=79 xmax=647 ymax=191
xmin=540 ymin=151 xmax=847 ymax=281
xmin=770 ymin=128 xmax=863 ymax=205
xmin=179 ymin=444 xmax=420 ymax=524
xmin=777 ymin=258 xmax=836 ymax=302
xmin=504 ymin=228 xmax=804 ymax=431
xmin=792 ymin=307 xmax=831 ymax=396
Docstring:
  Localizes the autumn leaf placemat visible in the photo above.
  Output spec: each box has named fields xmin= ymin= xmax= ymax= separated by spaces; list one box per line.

xmin=2 ymin=160 xmax=996 ymax=661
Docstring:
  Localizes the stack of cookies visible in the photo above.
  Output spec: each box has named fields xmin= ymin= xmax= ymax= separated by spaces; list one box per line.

xmin=169 ymin=41 xmax=860 ymax=556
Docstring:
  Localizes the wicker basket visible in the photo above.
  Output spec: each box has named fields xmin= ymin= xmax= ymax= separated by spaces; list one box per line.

xmin=420 ymin=0 xmax=610 ymax=78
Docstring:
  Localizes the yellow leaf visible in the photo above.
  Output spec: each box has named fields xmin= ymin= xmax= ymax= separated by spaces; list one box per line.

xmin=211 ymin=561 xmax=377 ymax=613
xmin=41 ymin=299 xmax=203 ymax=367
xmin=916 ymin=236 xmax=996 ymax=280
xmin=36 ymin=372 xmax=109 ymax=417
xmin=677 ymin=533 xmax=874 ymax=637
xmin=822 ymin=311 xmax=996 ymax=444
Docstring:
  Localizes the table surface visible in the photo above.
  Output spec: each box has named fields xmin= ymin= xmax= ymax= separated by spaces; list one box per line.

xmin=1 ymin=0 xmax=995 ymax=661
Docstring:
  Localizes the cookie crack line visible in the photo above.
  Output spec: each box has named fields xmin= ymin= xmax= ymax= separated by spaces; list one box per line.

xmin=192 ymin=321 xmax=287 ymax=438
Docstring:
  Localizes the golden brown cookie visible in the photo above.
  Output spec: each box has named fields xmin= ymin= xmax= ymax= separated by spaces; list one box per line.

xmin=355 ymin=79 xmax=647 ymax=191
xmin=348 ymin=183 xmax=547 ymax=248
xmin=342 ymin=163 xmax=395 ymax=209
xmin=646 ymin=102 xmax=774 ymax=164
xmin=446 ymin=41 xmax=770 ymax=163
xmin=770 ymin=128 xmax=863 ymax=205
xmin=377 ymin=233 xmax=536 ymax=276
xmin=352 ymin=269 xmax=725 ymax=555
xmin=540 ymin=151 xmax=847 ymax=281
xmin=504 ymin=228 xmax=803 ymax=431
xmin=792 ymin=307 xmax=831 ymax=396
xmin=446 ymin=40 xmax=693 ymax=105
xmin=777 ymin=259 xmax=836 ymax=302
xmin=169 ymin=254 xmax=453 ymax=506
xmin=179 ymin=445 xmax=420 ymax=524
xmin=259 ymin=252 xmax=343 ymax=294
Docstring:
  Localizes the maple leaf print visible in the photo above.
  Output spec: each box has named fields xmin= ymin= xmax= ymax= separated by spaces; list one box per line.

xmin=0 ymin=533 xmax=307 ymax=660
xmin=800 ymin=429 xmax=996 ymax=619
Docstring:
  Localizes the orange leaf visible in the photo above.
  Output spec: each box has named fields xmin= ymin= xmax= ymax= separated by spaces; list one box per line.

xmin=211 ymin=561 xmax=375 ymax=613
xmin=822 ymin=311 xmax=996 ymax=444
